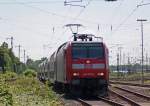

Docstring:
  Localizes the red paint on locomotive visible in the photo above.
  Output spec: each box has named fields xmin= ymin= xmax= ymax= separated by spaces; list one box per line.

xmin=38 ymin=41 xmax=109 ymax=96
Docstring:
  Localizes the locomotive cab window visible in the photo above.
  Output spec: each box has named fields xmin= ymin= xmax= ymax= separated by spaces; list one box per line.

xmin=72 ymin=43 xmax=104 ymax=59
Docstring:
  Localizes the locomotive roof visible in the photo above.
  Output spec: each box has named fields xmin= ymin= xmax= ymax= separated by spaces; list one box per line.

xmin=70 ymin=41 xmax=104 ymax=44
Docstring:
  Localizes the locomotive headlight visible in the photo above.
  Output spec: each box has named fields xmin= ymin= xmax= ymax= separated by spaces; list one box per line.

xmin=97 ymin=72 xmax=104 ymax=76
xmin=73 ymin=72 xmax=79 ymax=76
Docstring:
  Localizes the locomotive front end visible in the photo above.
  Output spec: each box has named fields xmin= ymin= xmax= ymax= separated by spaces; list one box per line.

xmin=69 ymin=42 xmax=109 ymax=96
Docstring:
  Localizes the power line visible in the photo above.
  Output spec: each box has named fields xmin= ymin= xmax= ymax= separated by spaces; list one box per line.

xmin=0 ymin=1 xmax=63 ymax=4
xmin=50 ymin=0 xmax=93 ymax=47
xmin=73 ymin=0 xmax=93 ymax=21
xmin=0 ymin=0 xmax=120 ymax=25
xmin=109 ymin=0 xmax=124 ymax=27
xmin=14 ymin=0 xmax=98 ymax=25
xmin=12 ymin=0 xmax=120 ymax=27
xmin=112 ymin=8 xmax=138 ymax=34
xmin=16 ymin=2 xmax=67 ymax=18
xmin=112 ymin=0 xmax=144 ymax=35
xmin=64 ymin=0 xmax=85 ymax=8
xmin=0 ymin=0 xmax=109 ymax=4
xmin=137 ymin=2 xmax=150 ymax=7
xmin=53 ymin=0 xmax=91 ymax=45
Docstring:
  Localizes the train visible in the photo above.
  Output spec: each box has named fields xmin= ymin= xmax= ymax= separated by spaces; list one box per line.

xmin=38 ymin=33 xmax=109 ymax=96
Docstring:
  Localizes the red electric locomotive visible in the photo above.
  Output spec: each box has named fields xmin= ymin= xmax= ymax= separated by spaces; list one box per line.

xmin=38 ymin=32 xmax=109 ymax=96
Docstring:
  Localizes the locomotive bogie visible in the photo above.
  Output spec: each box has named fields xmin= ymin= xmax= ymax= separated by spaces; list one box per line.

xmin=70 ymin=78 xmax=108 ymax=96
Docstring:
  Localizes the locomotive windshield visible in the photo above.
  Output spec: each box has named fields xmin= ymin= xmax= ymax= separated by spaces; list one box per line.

xmin=72 ymin=43 xmax=104 ymax=59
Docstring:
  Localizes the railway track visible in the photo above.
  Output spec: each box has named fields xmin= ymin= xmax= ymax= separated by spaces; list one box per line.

xmin=77 ymin=97 xmax=124 ymax=106
xmin=113 ymin=86 xmax=150 ymax=100
xmin=77 ymin=98 xmax=92 ymax=106
xmin=62 ymin=89 xmax=150 ymax=106
xmin=110 ymin=81 xmax=150 ymax=87
xmin=109 ymin=88 xmax=141 ymax=106
xmin=56 ymin=81 xmax=150 ymax=106
xmin=97 ymin=97 xmax=124 ymax=106
xmin=109 ymin=86 xmax=150 ymax=106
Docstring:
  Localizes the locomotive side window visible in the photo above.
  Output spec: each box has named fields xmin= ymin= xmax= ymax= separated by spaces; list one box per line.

xmin=72 ymin=43 xmax=104 ymax=59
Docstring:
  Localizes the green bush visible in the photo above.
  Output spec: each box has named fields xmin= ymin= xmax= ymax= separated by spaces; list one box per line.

xmin=4 ymin=71 xmax=17 ymax=79
xmin=23 ymin=69 xmax=36 ymax=78
xmin=0 ymin=72 xmax=62 ymax=106
xmin=0 ymin=71 xmax=17 ymax=82
xmin=0 ymin=72 xmax=14 ymax=106
xmin=0 ymin=88 xmax=13 ymax=106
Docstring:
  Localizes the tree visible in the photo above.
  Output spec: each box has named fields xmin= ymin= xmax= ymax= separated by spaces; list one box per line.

xmin=0 ymin=42 xmax=20 ymax=72
xmin=26 ymin=57 xmax=47 ymax=71
xmin=1 ymin=42 xmax=8 ymax=49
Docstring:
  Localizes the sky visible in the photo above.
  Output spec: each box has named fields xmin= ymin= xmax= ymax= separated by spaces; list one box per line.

xmin=0 ymin=0 xmax=150 ymax=65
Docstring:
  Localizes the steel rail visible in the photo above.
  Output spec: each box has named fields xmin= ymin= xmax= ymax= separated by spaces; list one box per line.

xmin=114 ymin=86 xmax=150 ymax=100
xmin=109 ymin=89 xmax=141 ymax=106
xmin=77 ymin=98 xmax=92 ymax=106
xmin=110 ymin=81 xmax=150 ymax=87
xmin=98 ymin=96 xmax=124 ymax=106
xmin=77 ymin=97 xmax=125 ymax=106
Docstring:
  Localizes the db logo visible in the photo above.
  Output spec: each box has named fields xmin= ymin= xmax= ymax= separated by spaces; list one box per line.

xmin=86 ymin=60 xmax=90 ymax=64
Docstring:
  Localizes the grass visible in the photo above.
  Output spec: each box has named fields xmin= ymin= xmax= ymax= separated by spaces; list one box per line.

xmin=0 ymin=71 xmax=63 ymax=106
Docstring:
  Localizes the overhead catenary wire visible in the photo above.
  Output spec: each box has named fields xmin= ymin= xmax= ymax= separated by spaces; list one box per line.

xmin=111 ymin=0 xmax=144 ymax=35
xmin=109 ymin=0 xmax=124 ymax=31
xmin=43 ymin=5 xmax=73 ymax=48
xmin=3 ymin=2 xmax=70 ymax=47
xmin=0 ymin=18 xmax=32 ymax=61
xmin=137 ymin=2 xmax=150 ymax=7
xmin=0 ymin=0 xmax=123 ymax=26
xmin=50 ymin=0 xmax=93 ymax=47
xmin=61 ymin=0 xmax=92 ymax=39
xmin=64 ymin=0 xmax=85 ymax=8
xmin=13 ymin=0 xmax=99 ymax=25
xmin=109 ymin=0 xmax=125 ymax=22
xmin=45 ymin=6 xmax=74 ymax=48
xmin=72 ymin=0 xmax=93 ymax=22
xmin=59 ymin=0 xmax=143 ymax=43
xmin=8 ymin=0 xmax=122 ymax=27
xmin=1 ymin=1 xmax=70 ymax=57
xmin=0 ymin=0 xmax=148 ymax=59
xmin=0 ymin=1 xmax=63 ymax=4
xmin=0 ymin=0 xmax=107 ymax=4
